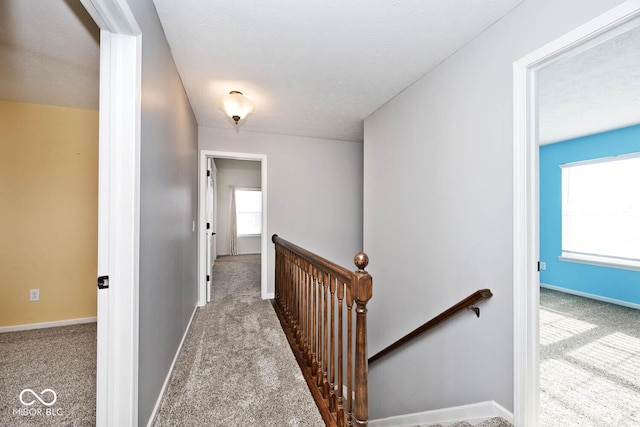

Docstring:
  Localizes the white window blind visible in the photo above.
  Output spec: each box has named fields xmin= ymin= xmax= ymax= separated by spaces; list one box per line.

xmin=235 ymin=188 xmax=262 ymax=235
xmin=561 ymin=153 xmax=640 ymax=264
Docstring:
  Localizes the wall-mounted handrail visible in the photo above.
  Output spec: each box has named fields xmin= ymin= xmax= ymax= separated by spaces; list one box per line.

xmin=368 ymin=289 xmax=492 ymax=365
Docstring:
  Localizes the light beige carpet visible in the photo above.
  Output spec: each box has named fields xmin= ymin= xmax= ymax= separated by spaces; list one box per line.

xmin=153 ymin=255 xmax=324 ymax=427
xmin=0 ymin=323 xmax=96 ymax=427
xmin=540 ymin=287 xmax=640 ymax=426
xmin=426 ymin=417 xmax=512 ymax=427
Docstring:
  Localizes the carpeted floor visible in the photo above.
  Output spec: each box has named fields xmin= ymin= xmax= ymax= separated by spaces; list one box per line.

xmin=0 ymin=323 xmax=96 ymax=427
xmin=426 ymin=417 xmax=512 ymax=427
xmin=540 ymin=287 xmax=640 ymax=426
xmin=153 ymin=254 xmax=324 ymax=427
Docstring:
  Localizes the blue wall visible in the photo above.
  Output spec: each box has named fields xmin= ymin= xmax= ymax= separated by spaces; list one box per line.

xmin=540 ymin=124 xmax=640 ymax=305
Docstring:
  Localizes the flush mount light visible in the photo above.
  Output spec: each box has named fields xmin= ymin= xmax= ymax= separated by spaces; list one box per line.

xmin=220 ymin=91 xmax=255 ymax=126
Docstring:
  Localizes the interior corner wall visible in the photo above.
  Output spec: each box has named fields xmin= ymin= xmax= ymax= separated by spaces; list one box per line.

xmin=214 ymin=158 xmax=262 ymax=256
xmin=199 ymin=127 xmax=364 ymax=296
xmin=362 ymin=0 xmax=626 ymax=419
xmin=124 ymin=1 xmax=199 ymax=424
xmin=0 ymin=100 xmax=98 ymax=327
xmin=540 ymin=125 xmax=640 ymax=305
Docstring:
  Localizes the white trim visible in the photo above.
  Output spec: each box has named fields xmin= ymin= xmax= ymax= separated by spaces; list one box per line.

xmin=541 ymin=283 xmax=640 ymax=310
xmin=558 ymin=254 xmax=640 ymax=271
xmin=0 ymin=317 xmax=97 ymax=333
xmin=145 ymin=306 xmax=197 ymax=427
xmin=104 ymin=31 xmax=141 ymax=427
xmin=217 ymin=251 xmax=263 ymax=256
xmin=559 ymin=151 xmax=640 ymax=168
xmin=95 ymin=28 xmax=112 ymax=427
xmin=198 ymin=150 xmax=269 ymax=305
xmin=79 ymin=1 xmax=142 ymax=426
xmin=80 ymin=0 xmax=139 ymax=35
xmin=369 ymin=401 xmax=513 ymax=427
xmin=513 ymin=2 xmax=640 ymax=426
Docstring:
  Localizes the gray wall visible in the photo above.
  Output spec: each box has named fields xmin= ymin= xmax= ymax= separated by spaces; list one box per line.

xmin=200 ymin=127 xmax=363 ymax=296
xmin=124 ymin=0 xmax=199 ymax=424
xmin=214 ymin=158 xmax=262 ymax=255
xmin=363 ymin=0 xmax=626 ymax=419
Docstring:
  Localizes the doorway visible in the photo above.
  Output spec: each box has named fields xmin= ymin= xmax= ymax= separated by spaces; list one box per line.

xmin=205 ymin=157 xmax=218 ymax=301
xmin=0 ymin=1 xmax=99 ymax=425
xmin=0 ymin=0 xmax=141 ymax=424
xmin=198 ymin=150 xmax=268 ymax=305
xmin=513 ymin=2 xmax=640 ymax=425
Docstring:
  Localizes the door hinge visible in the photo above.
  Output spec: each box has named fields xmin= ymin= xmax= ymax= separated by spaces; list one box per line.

xmin=207 ymin=170 xmax=211 ymax=177
xmin=206 ymin=222 xmax=211 ymax=229
xmin=206 ymin=275 xmax=210 ymax=282
xmin=97 ymin=275 xmax=109 ymax=290
xmin=537 ymin=261 xmax=541 ymax=272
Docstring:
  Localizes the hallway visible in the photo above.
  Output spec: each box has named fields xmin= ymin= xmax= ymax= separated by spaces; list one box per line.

xmin=153 ymin=255 xmax=323 ymax=426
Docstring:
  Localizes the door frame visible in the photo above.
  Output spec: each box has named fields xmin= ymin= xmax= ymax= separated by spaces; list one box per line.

xmin=512 ymin=1 xmax=640 ymax=425
xmin=205 ymin=157 xmax=218 ymax=302
xmin=198 ymin=150 xmax=268 ymax=305
xmin=79 ymin=0 xmax=141 ymax=425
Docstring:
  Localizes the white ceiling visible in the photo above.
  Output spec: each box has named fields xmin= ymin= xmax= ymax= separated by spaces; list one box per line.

xmin=537 ymin=21 xmax=640 ymax=145
xmin=0 ymin=0 xmax=99 ymax=110
xmin=152 ymin=0 xmax=524 ymax=142
xmin=3 ymin=1 xmax=637 ymax=145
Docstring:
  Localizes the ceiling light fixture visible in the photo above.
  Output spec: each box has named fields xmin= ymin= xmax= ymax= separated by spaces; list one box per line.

xmin=220 ymin=90 xmax=255 ymax=127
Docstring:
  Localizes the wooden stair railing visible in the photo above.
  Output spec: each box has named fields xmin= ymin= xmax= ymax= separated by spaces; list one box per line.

xmin=272 ymin=235 xmax=373 ymax=427
xmin=368 ymin=289 xmax=493 ymax=365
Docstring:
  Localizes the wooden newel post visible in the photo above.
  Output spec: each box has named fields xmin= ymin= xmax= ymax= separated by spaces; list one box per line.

xmin=272 ymin=234 xmax=280 ymax=303
xmin=352 ymin=252 xmax=372 ymax=427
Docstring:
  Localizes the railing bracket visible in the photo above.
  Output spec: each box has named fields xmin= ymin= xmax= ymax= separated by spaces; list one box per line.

xmin=468 ymin=306 xmax=480 ymax=317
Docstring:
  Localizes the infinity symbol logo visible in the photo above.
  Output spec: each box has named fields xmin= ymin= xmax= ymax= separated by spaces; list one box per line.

xmin=19 ymin=389 xmax=57 ymax=407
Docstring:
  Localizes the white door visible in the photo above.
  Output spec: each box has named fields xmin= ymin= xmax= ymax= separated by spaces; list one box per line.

xmin=91 ymin=22 xmax=141 ymax=426
xmin=205 ymin=158 xmax=218 ymax=302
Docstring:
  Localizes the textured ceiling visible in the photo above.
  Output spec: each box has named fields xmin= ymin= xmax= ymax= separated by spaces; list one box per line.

xmin=153 ymin=0 xmax=524 ymax=142
xmin=538 ymin=21 xmax=640 ymax=145
xmin=5 ymin=1 xmax=636 ymax=145
xmin=0 ymin=0 xmax=99 ymax=110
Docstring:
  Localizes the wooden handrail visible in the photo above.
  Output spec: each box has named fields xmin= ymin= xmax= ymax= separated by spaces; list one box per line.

xmin=368 ymin=289 xmax=492 ymax=365
xmin=273 ymin=234 xmax=354 ymax=283
xmin=272 ymin=234 xmax=373 ymax=427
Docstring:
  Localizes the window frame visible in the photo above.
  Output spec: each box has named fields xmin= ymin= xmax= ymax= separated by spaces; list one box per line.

xmin=559 ymin=152 xmax=640 ymax=271
xmin=235 ymin=187 xmax=262 ymax=237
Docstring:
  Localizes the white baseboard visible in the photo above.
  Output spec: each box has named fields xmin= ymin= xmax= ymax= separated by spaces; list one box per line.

xmin=369 ymin=400 xmax=513 ymax=427
xmin=0 ymin=316 xmax=97 ymax=333
xmin=218 ymin=252 xmax=262 ymax=256
xmin=145 ymin=306 xmax=198 ymax=427
xmin=541 ymin=283 xmax=640 ymax=310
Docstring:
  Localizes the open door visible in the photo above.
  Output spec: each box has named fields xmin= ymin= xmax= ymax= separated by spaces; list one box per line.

xmin=199 ymin=151 xmax=268 ymax=304
xmin=513 ymin=3 xmax=640 ymax=425
xmin=205 ymin=158 xmax=218 ymax=302
xmin=81 ymin=0 xmax=141 ymax=425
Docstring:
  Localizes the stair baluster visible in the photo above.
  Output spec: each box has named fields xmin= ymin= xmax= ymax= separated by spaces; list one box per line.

xmin=272 ymin=235 xmax=372 ymax=427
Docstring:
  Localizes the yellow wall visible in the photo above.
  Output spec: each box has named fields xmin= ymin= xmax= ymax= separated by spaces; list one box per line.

xmin=0 ymin=100 xmax=98 ymax=327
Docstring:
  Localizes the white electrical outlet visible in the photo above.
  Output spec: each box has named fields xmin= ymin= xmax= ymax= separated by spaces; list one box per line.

xmin=540 ymin=262 xmax=547 ymax=270
xmin=29 ymin=289 xmax=40 ymax=301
